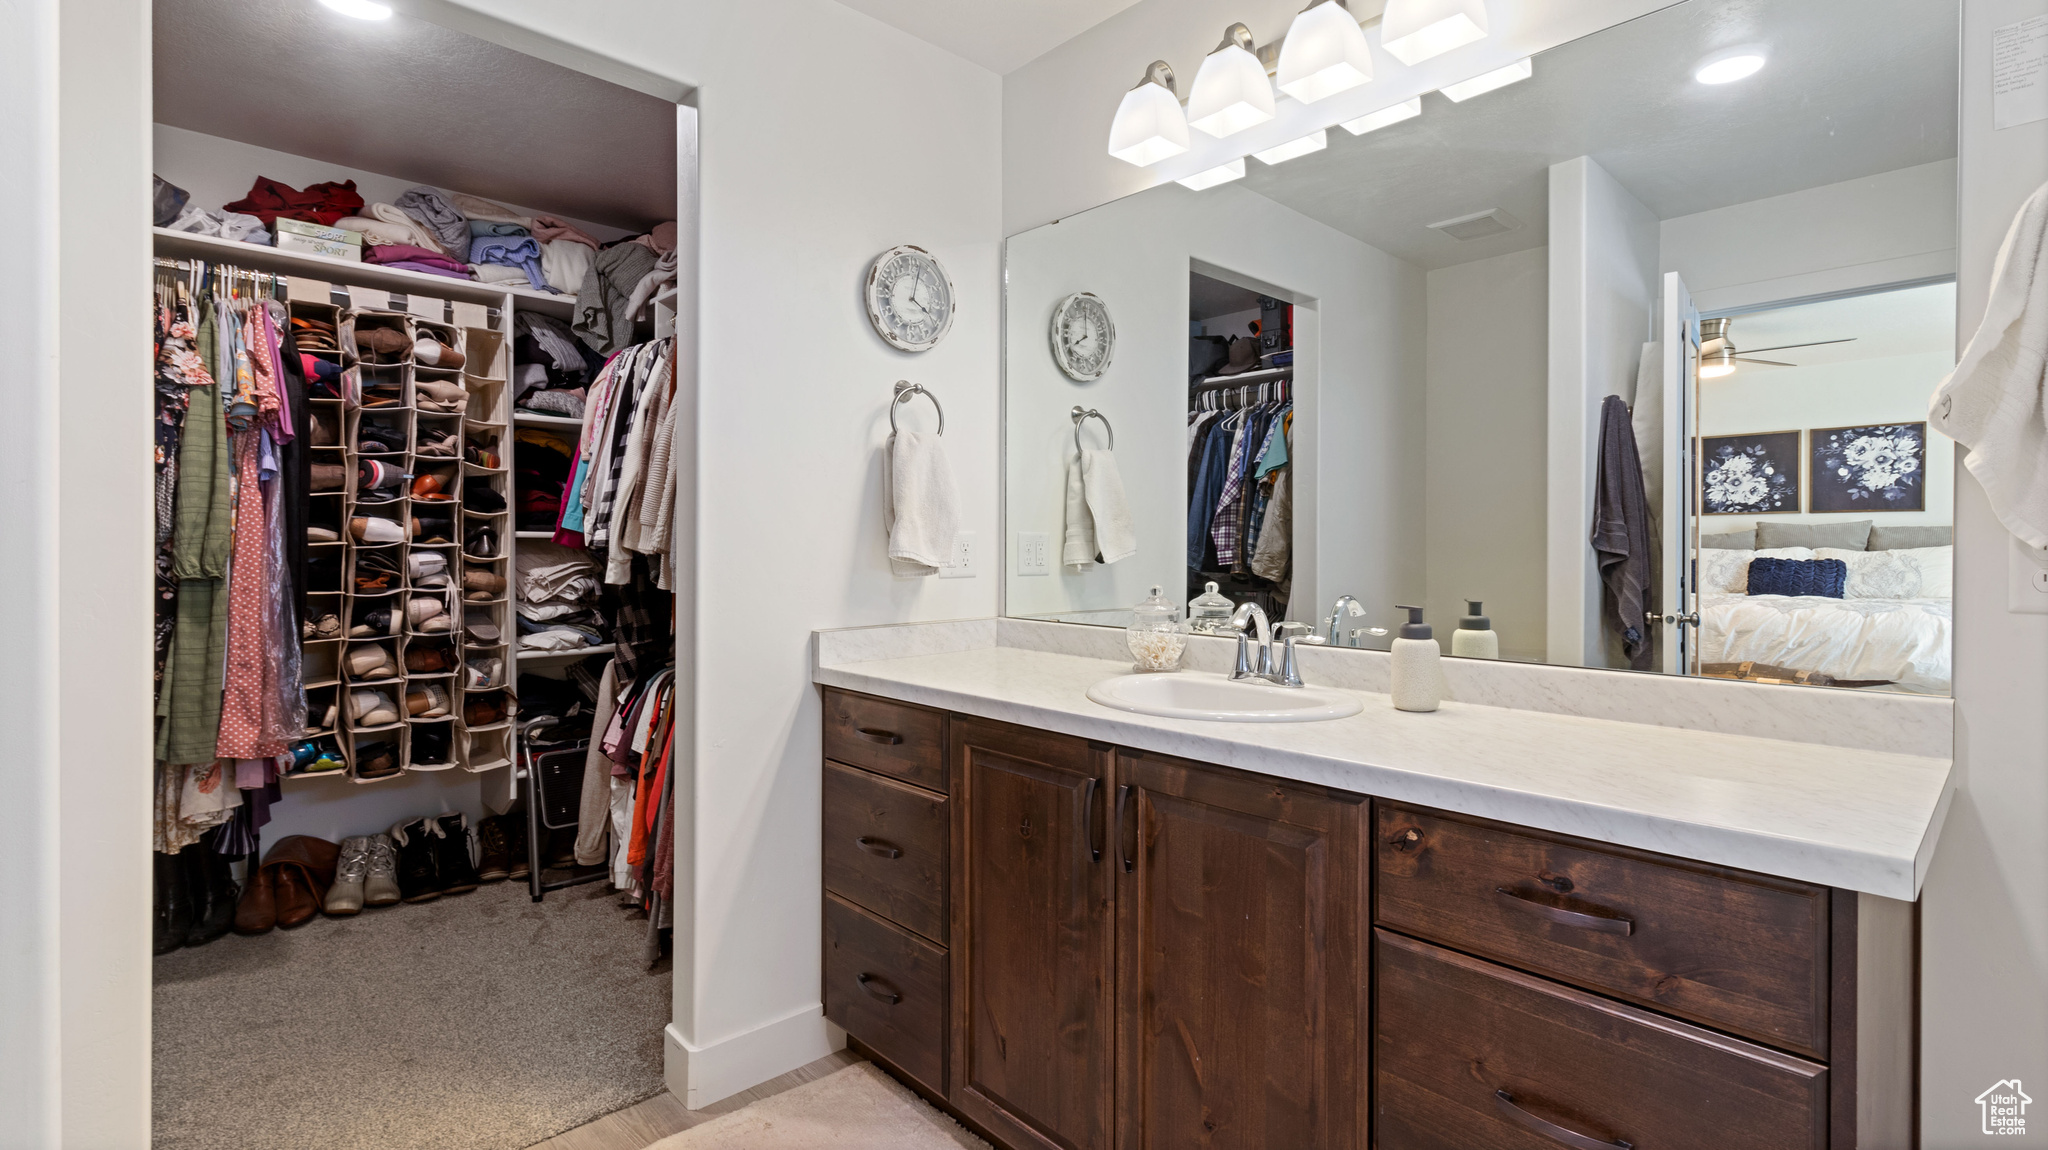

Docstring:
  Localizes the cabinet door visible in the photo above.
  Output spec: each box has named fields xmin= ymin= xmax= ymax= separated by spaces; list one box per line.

xmin=951 ymin=717 xmax=1115 ymax=1150
xmin=1115 ymin=751 xmax=1367 ymax=1150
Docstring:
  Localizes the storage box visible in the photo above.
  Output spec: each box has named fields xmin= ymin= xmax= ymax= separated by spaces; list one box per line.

xmin=277 ymin=231 xmax=363 ymax=262
xmin=276 ymin=217 xmax=364 ymax=247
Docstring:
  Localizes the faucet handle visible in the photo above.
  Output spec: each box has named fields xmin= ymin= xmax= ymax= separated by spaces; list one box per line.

xmin=1274 ymin=623 xmax=1312 ymax=687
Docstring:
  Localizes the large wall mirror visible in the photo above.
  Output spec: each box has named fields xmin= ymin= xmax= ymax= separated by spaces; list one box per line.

xmin=1004 ymin=0 xmax=1959 ymax=697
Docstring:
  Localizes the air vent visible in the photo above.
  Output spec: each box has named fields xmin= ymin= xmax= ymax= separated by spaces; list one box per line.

xmin=1427 ymin=208 xmax=1521 ymax=241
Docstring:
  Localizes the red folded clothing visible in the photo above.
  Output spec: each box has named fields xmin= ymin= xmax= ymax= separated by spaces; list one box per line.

xmin=224 ymin=176 xmax=364 ymax=228
xmin=362 ymin=244 xmax=468 ymax=273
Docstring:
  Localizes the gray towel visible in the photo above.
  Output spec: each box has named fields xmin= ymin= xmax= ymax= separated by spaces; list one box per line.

xmin=1591 ymin=394 xmax=1656 ymax=671
xmin=395 ymin=186 xmax=469 ymax=259
xmin=573 ymin=242 xmax=658 ymax=355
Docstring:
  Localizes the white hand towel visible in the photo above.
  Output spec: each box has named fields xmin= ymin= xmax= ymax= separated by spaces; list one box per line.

xmin=886 ymin=431 xmax=960 ymax=576
xmin=1931 ymin=180 xmax=2048 ymax=546
xmin=1062 ymin=449 xmax=1137 ymax=568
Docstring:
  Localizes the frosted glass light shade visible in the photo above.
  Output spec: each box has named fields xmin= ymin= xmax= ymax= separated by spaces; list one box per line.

xmin=1108 ymin=80 xmax=1190 ymax=167
xmin=1440 ymin=57 xmax=1531 ymax=101
xmin=1277 ymin=2 xmax=1374 ymax=104
xmin=1254 ymin=130 xmax=1328 ymax=165
xmin=1339 ymin=97 xmax=1421 ymax=135
xmin=1379 ymin=0 xmax=1488 ymax=66
xmin=1187 ymin=40 xmax=1276 ymax=137
xmin=1177 ymin=158 xmax=1247 ymax=191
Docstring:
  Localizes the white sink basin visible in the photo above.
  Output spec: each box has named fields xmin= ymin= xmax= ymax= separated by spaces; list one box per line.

xmin=1087 ymin=672 xmax=1364 ymax=723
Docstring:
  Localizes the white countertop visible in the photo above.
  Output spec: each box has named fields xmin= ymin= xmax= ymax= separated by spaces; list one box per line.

xmin=814 ymin=641 xmax=1953 ymax=900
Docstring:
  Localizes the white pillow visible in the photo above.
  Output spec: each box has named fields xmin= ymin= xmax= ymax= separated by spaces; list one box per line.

xmin=1815 ymin=545 xmax=1953 ymax=599
xmin=1698 ymin=547 xmax=1814 ymax=594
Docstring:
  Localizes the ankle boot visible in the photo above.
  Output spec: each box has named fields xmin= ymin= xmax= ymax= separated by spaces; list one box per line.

xmin=183 ymin=842 xmax=240 ymax=946
xmin=154 ymin=851 xmax=191 ymax=955
xmin=234 ymin=866 xmax=277 ymax=935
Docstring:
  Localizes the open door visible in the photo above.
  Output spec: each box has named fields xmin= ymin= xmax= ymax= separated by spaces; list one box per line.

xmin=1657 ymin=272 xmax=1700 ymax=675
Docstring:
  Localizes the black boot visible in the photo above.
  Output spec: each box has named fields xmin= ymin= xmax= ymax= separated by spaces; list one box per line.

xmin=183 ymin=835 xmax=240 ymax=946
xmin=154 ymin=850 xmax=192 ymax=955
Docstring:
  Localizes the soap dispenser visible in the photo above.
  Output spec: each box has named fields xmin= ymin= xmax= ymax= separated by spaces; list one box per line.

xmin=1451 ymin=600 xmax=1499 ymax=660
xmin=1390 ymin=604 xmax=1442 ymax=712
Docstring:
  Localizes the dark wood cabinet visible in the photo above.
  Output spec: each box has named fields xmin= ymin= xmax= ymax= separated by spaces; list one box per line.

xmin=824 ymin=892 xmax=949 ymax=1094
xmin=948 ymin=717 xmax=1115 ymax=1150
xmin=1114 ymin=750 xmax=1367 ymax=1150
xmin=824 ymin=760 xmax=949 ymax=943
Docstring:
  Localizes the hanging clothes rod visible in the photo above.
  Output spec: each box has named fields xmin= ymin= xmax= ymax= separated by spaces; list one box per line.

xmin=890 ymin=380 xmax=944 ymax=435
xmin=1070 ymin=406 xmax=1115 ymax=451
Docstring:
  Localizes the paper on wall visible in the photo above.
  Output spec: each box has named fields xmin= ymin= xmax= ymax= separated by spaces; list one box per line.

xmin=1993 ymin=14 xmax=2048 ymax=131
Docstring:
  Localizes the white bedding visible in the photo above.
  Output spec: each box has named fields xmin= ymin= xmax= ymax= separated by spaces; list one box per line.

xmin=1699 ymin=593 xmax=1952 ymax=693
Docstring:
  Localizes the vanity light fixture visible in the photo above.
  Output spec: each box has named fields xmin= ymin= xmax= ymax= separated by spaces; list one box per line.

xmin=1277 ymin=0 xmax=1375 ymax=104
xmin=1254 ymin=129 xmax=1329 ymax=165
xmin=1187 ymin=23 xmax=1276 ymax=137
xmin=1340 ymin=96 xmax=1422 ymax=135
xmin=1107 ymin=61 xmax=1190 ymax=167
xmin=1177 ymin=158 xmax=1248 ymax=191
xmin=318 ymin=0 xmax=392 ymax=18
xmin=1440 ymin=56 xmax=1532 ymax=101
xmin=1379 ymin=0 xmax=1488 ymax=66
xmin=1695 ymin=51 xmax=1767 ymax=85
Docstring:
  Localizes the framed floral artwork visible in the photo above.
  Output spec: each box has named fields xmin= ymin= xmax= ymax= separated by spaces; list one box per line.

xmin=1700 ymin=431 xmax=1802 ymax=515
xmin=1809 ymin=422 xmax=1926 ymax=512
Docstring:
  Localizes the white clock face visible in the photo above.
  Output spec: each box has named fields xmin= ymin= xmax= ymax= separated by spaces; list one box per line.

xmin=865 ymin=246 xmax=955 ymax=352
xmin=1051 ymin=292 xmax=1115 ymax=381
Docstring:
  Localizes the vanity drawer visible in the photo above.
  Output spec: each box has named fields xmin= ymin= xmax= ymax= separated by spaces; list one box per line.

xmin=824 ymin=760 xmax=948 ymax=943
xmin=824 ymin=892 xmax=947 ymax=1094
xmin=1374 ymin=802 xmax=1830 ymax=1058
xmin=823 ymin=688 xmax=947 ymax=792
xmin=1375 ymin=929 xmax=1827 ymax=1150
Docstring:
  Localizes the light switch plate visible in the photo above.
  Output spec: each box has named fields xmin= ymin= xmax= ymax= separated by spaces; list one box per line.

xmin=1017 ymin=531 xmax=1050 ymax=576
xmin=2009 ymin=535 xmax=2048 ymax=613
xmin=939 ymin=531 xmax=977 ymax=578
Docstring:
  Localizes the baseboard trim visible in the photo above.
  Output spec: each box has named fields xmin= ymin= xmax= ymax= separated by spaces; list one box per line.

xmin=663 ymin=1005 xmax=845 ymax=1109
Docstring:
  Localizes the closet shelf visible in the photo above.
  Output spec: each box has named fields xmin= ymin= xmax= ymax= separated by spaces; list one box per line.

xmin=514 ymin=530 xmax=555 ymax=540
xmin=516 ymin=643 xmax=616 ymax=663
xmin=514 ymin=411 xmax=583 ymax=427
xmin=1194 ymin=366 xmax=1293 ymax=388
xmin=152 ymin=228 xmax=576 ymax=317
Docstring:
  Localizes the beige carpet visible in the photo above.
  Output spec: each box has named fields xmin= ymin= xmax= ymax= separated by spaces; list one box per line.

xmin=648 ymin=1064 xmax=990 ymax=1150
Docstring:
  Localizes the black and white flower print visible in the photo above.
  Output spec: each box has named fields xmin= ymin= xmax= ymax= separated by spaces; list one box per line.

xmin=1701 ymin=432 xmax=1800 ymax=514
xmin=1809 ymin=423 xmax=1925 ymax=513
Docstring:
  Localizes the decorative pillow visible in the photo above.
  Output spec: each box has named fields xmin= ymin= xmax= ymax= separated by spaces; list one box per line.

xmin=1701 ymin=528 xmax=1756 ymax=550
xmin=1746 ymin=557 xmax=1847 ymax=598
xmin=1869 ymin=525 xmax=1953 ymax=550
xmin=1815 ymin=546 xmax=1953 ymax=599
xmin=1755 ymin=519 xmax=1873 ymax=551
xmin=1699 ymin=547 xmax=1814 ymax=594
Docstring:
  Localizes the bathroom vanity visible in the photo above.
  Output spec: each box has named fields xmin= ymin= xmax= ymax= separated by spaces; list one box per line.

xmin=813 ymin=622 xmax=1951 ymax=1150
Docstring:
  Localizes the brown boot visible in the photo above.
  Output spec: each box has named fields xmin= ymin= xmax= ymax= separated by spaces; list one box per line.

xmin=274 ymin=867 xmax=320 ymax=929
xmin=233 ymin=866 xmax=276 ymax=935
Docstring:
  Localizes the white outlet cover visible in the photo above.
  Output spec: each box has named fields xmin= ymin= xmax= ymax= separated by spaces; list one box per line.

xmin=939 ymin=531 xmax=977 ymax=578
xmin=2009 ymin=535 xmax=2048 ymax=613
xmin=1018 ymin=531 xmax=1050 ymax=576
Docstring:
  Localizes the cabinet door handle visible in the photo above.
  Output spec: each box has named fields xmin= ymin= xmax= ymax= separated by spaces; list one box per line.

xmin=1493 ymin=1090 xmax=1633 ymax=1150
xmin=856 ymin=836 xmax=902 ymax=859
xmin=855 ymin=973 xmax=902 ymax=1005
xmin=1115 ymin=784 xmax=1134 ymax=873
xmin=1082 ymin=777 xmax=1101 ymax=863
xmin=854 ymin=727 xmax=902 ymax=746
xmin=1495 ymin=886 xmax=1634 ymax=936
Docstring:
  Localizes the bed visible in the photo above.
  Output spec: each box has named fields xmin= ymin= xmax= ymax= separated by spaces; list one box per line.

xmin=1695 ymin=546 xmax=1953 ymax=694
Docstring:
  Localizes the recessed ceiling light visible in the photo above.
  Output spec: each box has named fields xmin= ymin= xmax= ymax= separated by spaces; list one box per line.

xmin=1695 ymin=53 xmax=1765 ymax=85
xmin=319 ymin=0 xmax=393 ymax=19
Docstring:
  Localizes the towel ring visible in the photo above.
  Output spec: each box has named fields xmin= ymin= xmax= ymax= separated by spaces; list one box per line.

xmin=1071 ymin=406 xmax=1114 ymax=451
xmin=890 ymin=381 xmax=944 ymax=436
xmin=884 ymin=380 xmax=937 ymax=433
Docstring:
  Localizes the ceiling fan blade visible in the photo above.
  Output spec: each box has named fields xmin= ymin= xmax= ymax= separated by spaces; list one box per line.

xmin=1740 ymin=337 xmax=1856 ymax=354
xmin=1733 ymin=357 xmax=1797 ymax=367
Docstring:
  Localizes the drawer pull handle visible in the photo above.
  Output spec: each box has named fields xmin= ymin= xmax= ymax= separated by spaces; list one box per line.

xmin=1493 ymin=1091 xmax=1632 ymax=1150
xmin=856 ymin=973 xmax=902 ymax=1005
xmin=1495 ymin=886 xmax=1634 ymax=935
xmin=856 ymin=836 xmax=902 ymax=859
xmin=854 ymin=727 xmax=903 ymax=746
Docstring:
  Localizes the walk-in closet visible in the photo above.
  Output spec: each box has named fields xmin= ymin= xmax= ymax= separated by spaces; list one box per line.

xmin=147 ymin=2 xmax=691 ymax=1146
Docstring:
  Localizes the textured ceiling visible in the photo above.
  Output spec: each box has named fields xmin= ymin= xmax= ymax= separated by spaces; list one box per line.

xmin=153 ymin=0 xmax=677 ymax=230
xmin=1238 ymin=0 xmax=1959 ymax=270
xmin=833 ymin=0 xmax=1147 ymax=73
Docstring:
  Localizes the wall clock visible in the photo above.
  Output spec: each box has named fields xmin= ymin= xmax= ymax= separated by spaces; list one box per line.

xmin=864 ymin=245 xmax=955 ymax=352
xmin=1050 ymin=291 xmax=1115 ymax=381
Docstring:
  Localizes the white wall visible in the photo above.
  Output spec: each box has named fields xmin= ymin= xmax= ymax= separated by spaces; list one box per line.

xmin=1004 ymin=181 xmax=1425 ymax=628
xmin=1547 ymin=156 xmax=1660 ymax=667
xmin=1919 ymin=0 xmax=2048 ymax=1143
xmin=1425 ymin=246 xmax=1548 ymax=662
xmin=1660 ymin=159 xmax=1959 ymax=315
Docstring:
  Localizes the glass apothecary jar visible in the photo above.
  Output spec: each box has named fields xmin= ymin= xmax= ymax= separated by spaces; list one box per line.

xmin=1127 ymin=585 xmax=1187 ymax=672
xmin=1187 ymin=581 xmax=1236 ymax=635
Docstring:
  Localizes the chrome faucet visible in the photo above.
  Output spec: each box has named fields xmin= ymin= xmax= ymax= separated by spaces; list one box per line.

xmin=1326 ymin=595 xmax=1363 ymax=645
xmin=1229 ymin=603 xmax=1309 ymax=688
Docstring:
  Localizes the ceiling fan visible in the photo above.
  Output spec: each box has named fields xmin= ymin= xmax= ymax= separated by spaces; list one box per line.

xmin=1696 ymin=317 xmax=1855 ymax=378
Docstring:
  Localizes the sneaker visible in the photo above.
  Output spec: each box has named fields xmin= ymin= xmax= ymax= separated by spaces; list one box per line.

xmin=363 ymin=834 xmax=402 ymax=906
xmin=475 ymin=815 xmax=514 ymax=883
xmin=390 ymin=817 xmax=443 ymax=902
xmin=324 ymin=836 xmax=371 ymax=916
xmin=434 ymin=814 xmax=481 ymax=895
